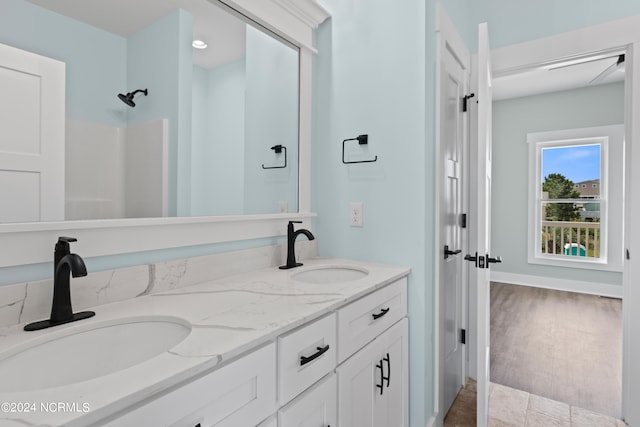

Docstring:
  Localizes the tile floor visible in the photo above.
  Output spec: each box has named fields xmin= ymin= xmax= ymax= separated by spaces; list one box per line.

xmin=444 ymin=380 xmax=627 ymax=427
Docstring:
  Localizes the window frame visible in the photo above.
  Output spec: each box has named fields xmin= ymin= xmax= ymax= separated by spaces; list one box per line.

xmin=527 ymin=125 xmax=624 ymax=271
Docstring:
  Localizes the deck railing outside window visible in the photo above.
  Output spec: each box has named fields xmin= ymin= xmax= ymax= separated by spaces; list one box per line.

xmin=541 ymin=220 xmax=601 ymax=258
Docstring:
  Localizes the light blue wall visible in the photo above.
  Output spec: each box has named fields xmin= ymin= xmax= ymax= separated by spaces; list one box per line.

xmin=492 ymin=83 xmax=624 ymax=285
xmin=244 ymin=26 xmax=299 ymax=214
xmin=0 ymin=0 xmax=127 ymax=126
xmin=191 ymin=60 xmax=246 ymax=216
xmin=126 ymin=9 xmax=194 ymax=217
xmin=313 ymin=0 xmax=436 ymax=424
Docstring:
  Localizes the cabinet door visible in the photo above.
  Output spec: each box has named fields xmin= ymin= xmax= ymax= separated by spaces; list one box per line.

xmin=279 ymin=373 xmax=336 ymax=427
xmin=337 ymin=318 xmax=408 ymax=427
xmin=374 ymin=318 xmax=408 ymax=427
xmin=337 ymin=339 xmax=379 ymax=427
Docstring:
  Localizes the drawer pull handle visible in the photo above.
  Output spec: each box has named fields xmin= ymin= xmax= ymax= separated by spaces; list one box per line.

xmin=300 ymin=344 xmax=330 ymax=366
xmin=376 ymin=360 xmax=384 ymax=395
xmin=372 ymin=307 xmax=390 ymax=320
xmin=383 ymin=352 xmax=391 ymax=387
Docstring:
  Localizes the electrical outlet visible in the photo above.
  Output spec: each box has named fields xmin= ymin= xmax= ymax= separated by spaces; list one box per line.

xmin=350 ymin=202 xmax=363 ymax=227
xmin=278 ymin=201 xmax=288 ymax=213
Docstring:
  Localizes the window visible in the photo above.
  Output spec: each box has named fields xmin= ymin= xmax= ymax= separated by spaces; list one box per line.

xmin=528 ymin=125 xmax=624 ymax=271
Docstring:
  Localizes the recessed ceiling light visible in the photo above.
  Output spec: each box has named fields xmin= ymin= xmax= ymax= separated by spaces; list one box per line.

xmin=192 ymin=40 xmax=207 ymax=49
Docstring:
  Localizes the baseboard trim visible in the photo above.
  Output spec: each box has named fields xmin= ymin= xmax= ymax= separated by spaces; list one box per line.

xmin=426 ymin=414 xmax=438 ymax=427
xmin=490 ymin=271 xmax=623 ymax=298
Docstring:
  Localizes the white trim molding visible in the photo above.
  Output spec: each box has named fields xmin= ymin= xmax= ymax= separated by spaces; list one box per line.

xmin=491 ymin=271 xmax=623 ymax=299
xmin=0 ymin=213 xmax=316 ymax=268
xmin=220 ymin=0 xmax=330 ymax=52
xmin=526 ymin=125 xmax=624 ymax=272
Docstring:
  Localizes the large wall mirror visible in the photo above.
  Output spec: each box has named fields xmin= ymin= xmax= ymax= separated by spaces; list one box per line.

xmin=0 ymin=0 xmax=299 ymax=224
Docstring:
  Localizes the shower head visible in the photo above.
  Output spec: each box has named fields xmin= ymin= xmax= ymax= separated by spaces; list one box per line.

xmin=117 ymin=88 xmax=148 ymax=107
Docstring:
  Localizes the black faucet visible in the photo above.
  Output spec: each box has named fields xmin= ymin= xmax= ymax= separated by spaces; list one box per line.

xmin=24 ymin=237 xmax=96 ymax=331
xmin=279 ymin=221 xmax=315 ymax=269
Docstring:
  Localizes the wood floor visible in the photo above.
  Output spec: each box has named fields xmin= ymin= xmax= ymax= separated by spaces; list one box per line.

xmin=490 ymin=282 xmax=622 ymax=418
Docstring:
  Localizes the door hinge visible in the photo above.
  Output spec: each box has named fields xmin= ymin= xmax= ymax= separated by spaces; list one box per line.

xmin=460 ymin=329 xmax=466 ymax=345
xmin=460 ymin=213 xmax=467 ymax=228
xmin=626 ymin=249 xmax=630 ymax=260
xmin=462 ymin=93 xmax=475 ymax=112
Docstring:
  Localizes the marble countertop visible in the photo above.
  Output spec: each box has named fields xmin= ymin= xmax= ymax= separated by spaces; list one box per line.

xmin=0 ymin=257 xmax=409 ymax=426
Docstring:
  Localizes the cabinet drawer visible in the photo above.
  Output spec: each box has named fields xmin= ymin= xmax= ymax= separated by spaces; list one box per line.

xmin=104 ymin=343 xmax=276 ymax=427
xmin=337 ymin=277 xmax=407 ymax=363
xmin=278 ymin=313 xmax=337 ymax=405
xmin=279 ymin=373 xmax=336 ymax=427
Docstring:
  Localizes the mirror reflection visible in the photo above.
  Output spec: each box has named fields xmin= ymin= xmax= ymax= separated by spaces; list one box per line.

xmin=0 ymin=0 xmax=299 ymax=223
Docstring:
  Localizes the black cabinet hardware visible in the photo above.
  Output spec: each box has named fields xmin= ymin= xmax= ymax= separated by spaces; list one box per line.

xmin=383 ymin=353 xmax=390 ymax=388
xmin=372 ymin=307 xmax=390 ymax=320
xmin=444 ymin=245 xmax=462 ymax=260
xmin=300 ymin=344 xmax=330 ymax=366
xmin=376 ymin=360 xmax=384 ymax=395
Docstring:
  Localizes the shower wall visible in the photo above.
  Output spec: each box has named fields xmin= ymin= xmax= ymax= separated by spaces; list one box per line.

xmin=65 ymin=119 xmax=168 ymax=220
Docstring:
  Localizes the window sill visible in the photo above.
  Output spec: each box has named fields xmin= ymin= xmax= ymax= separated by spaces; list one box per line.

xmin=528 ymin=254 xmax=623 ymax=272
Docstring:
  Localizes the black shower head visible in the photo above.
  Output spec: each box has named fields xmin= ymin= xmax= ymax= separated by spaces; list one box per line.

xmin=117 ymin=88 xmax=148 ymax=107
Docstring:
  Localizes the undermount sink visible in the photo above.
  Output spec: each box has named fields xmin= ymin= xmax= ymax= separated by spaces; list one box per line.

xmin=291 ymin=265 xmax=369 ymax=284
xmin=0 ymin=317 xmax=191 ymax=392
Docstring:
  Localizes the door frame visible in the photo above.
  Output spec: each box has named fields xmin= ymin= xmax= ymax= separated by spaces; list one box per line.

xmin=434 ymin=5 xmax=471 ymax=423
xmin=470 ymin=15 xmax=640 ymax=425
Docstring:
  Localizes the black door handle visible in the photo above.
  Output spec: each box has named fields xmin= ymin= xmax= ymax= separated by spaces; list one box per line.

xmin=444 ymin=245 xmax=462 ymax=259
xmin=464 ymin=252 xmax=477 ymax=267
xmin=383 ymin=353 xmax=390 ymax=387
xmin=376 ymin=360 xmax=384 ymax=395
xmin=372 ymin=307 xmax=390 ymax=320
xmin=300 ymin=344 xmax=330 ymax=366
xmin=487 ymin=254 xmax=502 ymax=264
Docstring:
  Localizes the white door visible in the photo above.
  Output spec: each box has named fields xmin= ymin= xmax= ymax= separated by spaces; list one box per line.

xmin=471 ymin=22 xmax=496 ymax=427
xmin=0 ymin=42 xmax=65 ymax=223
xmin=439 ymin=41 xmax=466 ymax=415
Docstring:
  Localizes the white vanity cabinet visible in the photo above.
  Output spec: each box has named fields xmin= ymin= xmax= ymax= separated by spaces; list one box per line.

xmin=103 ymin=343 xmax=277 ymax=427
xmin=337 ymin=318 xmax=408 ymax=427
xmin=101 ymin=276 xmax=408 ymax=427
xmin=336 ymin=278 xmax=408 ymax=427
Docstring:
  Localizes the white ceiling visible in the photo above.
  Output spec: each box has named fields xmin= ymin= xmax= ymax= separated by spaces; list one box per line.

xmin=493 ymin=53 xmax=625 ymax=101
xmin=25 ymin=0 xmax=246 ymax=69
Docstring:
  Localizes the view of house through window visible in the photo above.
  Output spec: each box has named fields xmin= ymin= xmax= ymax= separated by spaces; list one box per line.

xmin=540 ymin=143 xmax=603 ymax=259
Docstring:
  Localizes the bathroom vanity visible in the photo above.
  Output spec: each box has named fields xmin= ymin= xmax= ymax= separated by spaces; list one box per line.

xmin=0 ymin=258 xmax=409 ymax=426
